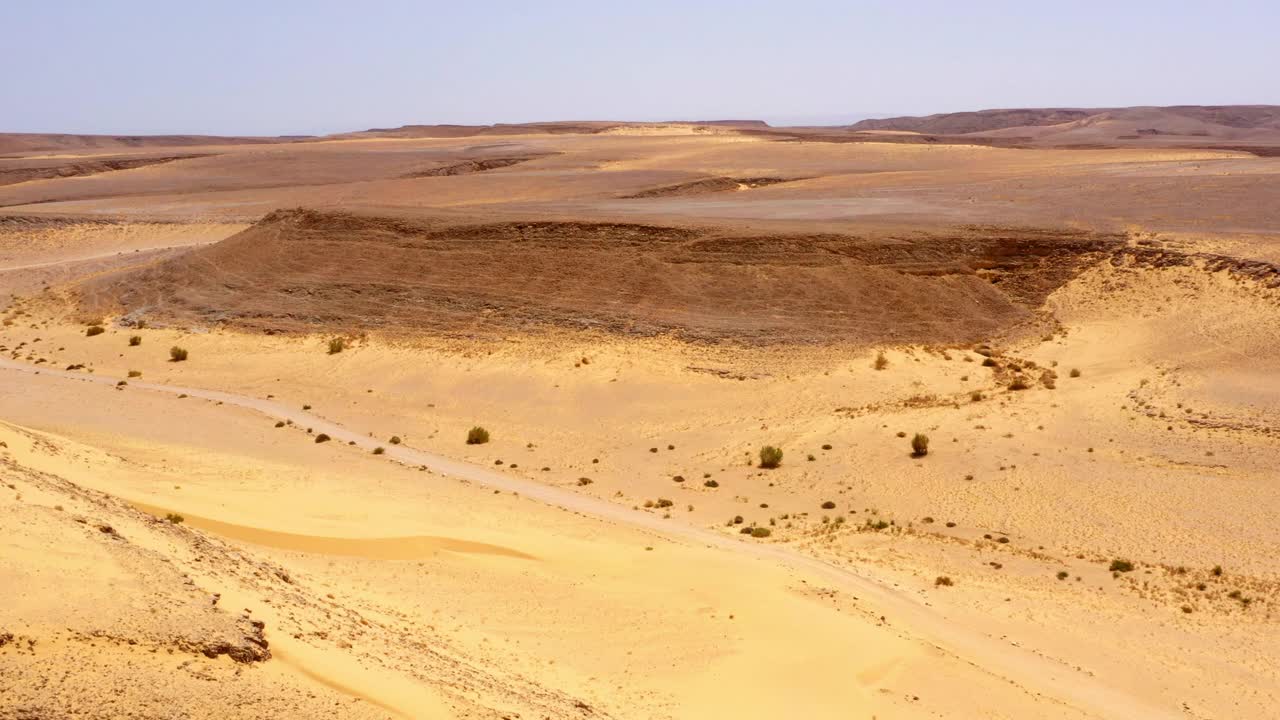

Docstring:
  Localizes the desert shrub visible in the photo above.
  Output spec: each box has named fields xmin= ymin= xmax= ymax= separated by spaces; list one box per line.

xmin=704 ymin=479 xmax=719 ymax=488
xmin=86 ymin=325 xmax=105 ymax=337
xmin=807 ymin=454 xmax=815 ymax=461
xmin=577 ymin=477 xmax=593 ymax=486
xmin=655 ymin=498 xmax=673 ymax=508
xmin=127 ymin=370 xmax=141 ymax=378
xmin=128 ymin=335 xmax=142 ymax=346
xmin=733 ymin=515 xmax=744 ymax=524
xmin=1069 ymin=368 xmax=1081 ymax=378
xmin=866 ymin=519 xmax=890 ymax=530
xmin=758 ymin=445 xmax=783 ymax=469
xmin=328 ymin=337 xmax=345 ymax=354
xmin=315 ymin=433 xmax=331 ymax=444
xmin=372 ymin=446 xmax=385 ymax=455
xmin=821 ymin=444 xmax=832 ymax=450
xmin=389 ymin=436 xmax=402 ymax=445
xmin=935 ymin=576 xmax=953 ymax=587
xmin=970 ymin=390 xmax=984 ymax=402
xmin=982 ymin=357 xmax=997 ymax=367
xmin=169 ymin=346 xmax=188 ymax=362
xmin=672 ymin=475 xmax=685 ymax=483
xmin=1008 ymin=376 xmax=1030 ymax=390
xmin=274 ymin=421 xmax=285 ymax=428
xmin=1109 ymin=559 xmax=1134 ymax=573
xmin=164 ymin=513 xmax=184 ymax=525
xmin=1056 ymin=571 xmax=1069 ymax=580
xmin=821 ymin=500 xmax=836 ymax=509
xmin=751 ymin=527 xmax=772 ymax=538
xmin=911 ymin=433 xmax=929 ymax=457
xmin=1212 ymin=565 xmax=1223 ymax=576
xmin=466 ymin=426 xmax=490 ymax=444
xmin=739 ymin=526 xmax=754 ymax=534
xmin=874 ymin=352 xmax=889 ymax=370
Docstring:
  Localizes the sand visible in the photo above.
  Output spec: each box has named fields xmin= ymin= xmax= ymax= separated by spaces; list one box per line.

xmin=2 ymin=127 xmax=1278 ymax=718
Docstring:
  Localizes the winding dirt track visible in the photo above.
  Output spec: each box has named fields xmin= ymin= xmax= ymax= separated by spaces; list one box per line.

xmin=0 ymin=356 xmax=1175 ymax=720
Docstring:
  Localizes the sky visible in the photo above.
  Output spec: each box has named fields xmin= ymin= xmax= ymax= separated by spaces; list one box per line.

xmin=4 ymin=0 xmax=1277 ymax=136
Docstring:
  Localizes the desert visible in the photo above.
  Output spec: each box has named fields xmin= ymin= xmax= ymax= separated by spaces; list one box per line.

xmin=3 ymin=40 xmax=1280 ymax=718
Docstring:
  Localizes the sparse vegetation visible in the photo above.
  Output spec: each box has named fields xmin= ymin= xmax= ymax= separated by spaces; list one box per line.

xmin=164 ymin=513 xmax=184 ymax=525
xmin=315 ymin=433 xmax=331 ymax=444
xmin=466 ymin=426 xmax=490 ymax=444
xmin=86 ymin=325 xmax=105 ymax=337
xmin=751 ymin=527 xmax=772 ymax=538
xmin=129 ymin=335 xmax=142 ymax=346
xmin=758 ymin=445 xmax=783 ymax=469
xmin=328 ymin=337 xmax=345 ymax=354
xmin=127 ymin=370 xmax=141 ymax=378
xmin=910 ymin=433 xmax=929 ymax=457
xmin=1110 ymin=559 xmax=1135 ymax=573
xmin=372 ymin=446 xmax=385 ymax=455
xmin=935 ymin=576 xmax=953 ymax=587
xmin=389 ymin=436 xmax=402 ymax=445
xmin=577 ymin=477 xmax=593 ymax=486
xmin=1057 ymin=571 xmax=1070 ymax=580
xmin=874 ymin=352 xmax=889 ymax=370
xmin=1009 ymin=376 xmax=1030 ymax=390
xmin=703 ymin=479 xmax=719 ymax=488
xmin=1069 ymin=368 xmax=1081 ymax=378
xmin=821 ymin=500 xmax=836 ymax=509
xmin=169 ymin=346 xmax=188 ymax=362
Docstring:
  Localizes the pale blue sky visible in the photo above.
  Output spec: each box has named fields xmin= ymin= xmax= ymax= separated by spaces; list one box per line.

xmin=4 ymin=0 xmax=1277 ymax=135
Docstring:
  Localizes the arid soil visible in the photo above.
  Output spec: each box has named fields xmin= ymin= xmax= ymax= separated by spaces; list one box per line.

xmin=2 ymin=119 xmax=1279 ymax=719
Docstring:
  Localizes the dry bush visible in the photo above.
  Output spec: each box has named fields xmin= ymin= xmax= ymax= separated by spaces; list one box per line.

xmin=911 ymin=433 xmax=929 ymax=457
xmin=758 ymin=445 xmax=783 ymax=469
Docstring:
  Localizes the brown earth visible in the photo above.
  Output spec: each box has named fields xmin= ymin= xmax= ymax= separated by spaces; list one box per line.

xmin=80 ymin=209 xmax=1122 ymax=344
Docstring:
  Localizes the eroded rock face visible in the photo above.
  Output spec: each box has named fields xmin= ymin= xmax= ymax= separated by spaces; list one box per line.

xmin=82 ymin=209 xmax=1126 ymax=345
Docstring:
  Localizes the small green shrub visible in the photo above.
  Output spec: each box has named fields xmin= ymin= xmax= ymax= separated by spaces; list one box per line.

xmin=759 ymin=445 xmax=783 ymax=469
xmin=129 ymin=335 xmax=142 ymax=346
xmin=911 ymin=433 xmax=929 ymax=457
xmin=466 ymin=426 xmax=490 ymax=445
xmin=86 ymin=325 xmax=105 ymax=337
xmin=169 ymin=346 xmax=188 ymax=362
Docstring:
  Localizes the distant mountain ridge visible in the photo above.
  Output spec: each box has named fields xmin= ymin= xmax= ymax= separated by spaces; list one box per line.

xmin=849 ymin=105 xmax=1280 ymax=136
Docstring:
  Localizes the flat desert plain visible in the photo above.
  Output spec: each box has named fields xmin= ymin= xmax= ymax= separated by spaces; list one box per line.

xmin=2 ymin=119 xmax=1279 ymax=719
